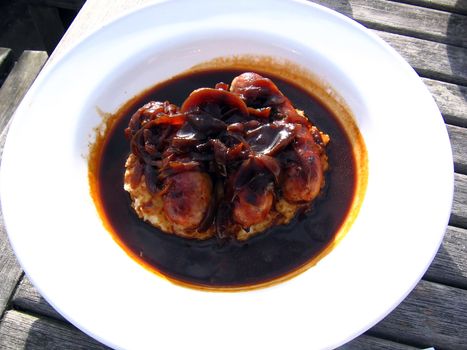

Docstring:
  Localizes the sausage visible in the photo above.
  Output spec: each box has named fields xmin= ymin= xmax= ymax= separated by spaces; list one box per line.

xmin=163 ymin=171 xmax=213 ymax=230
xmin=233 ymin=187 xmax=274 ymax=228
xmin=230 ymin=72 xmax=300 ymax=119
xmin=282 ymin=125 xmax=324 ymax=203
xmin=282 ymin=159 xmax=323 ymax=203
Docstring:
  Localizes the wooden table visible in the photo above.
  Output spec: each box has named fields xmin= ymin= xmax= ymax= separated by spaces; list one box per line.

xmin=0 ymin=1 xmax=466 ymax=349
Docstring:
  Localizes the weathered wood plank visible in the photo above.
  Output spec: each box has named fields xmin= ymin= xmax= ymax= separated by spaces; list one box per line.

xmin=339 ymin=334 xmax=419 ymax=349
xmin=448 ymin=124 xmax=467 ymax=174
xmin=391 ymin=0 xmax=467 ymax=15
xmin=0 ymin=212 xmax=23 ymax=319
xmin=313 ymin=0 xmax=467 ymax=47
xmin=424 ymin=226 xmax=467 ymax=289
xmin=0 ymin=51 xmax=48 ymax=137
xmin=451 ymin=173 xmax=467 ymax=228
xmin=12 ymin=276 xmax=64 ymax=322
xmin=422 ymin=78 xmax=467 ymax=127
xmin=0 ymin=51 xmax=48 ymax=318
xmin=374 ymin=30 xmax=467 ymax=86
xmin=369 ymin=280 xmax=467 ymax=350
xmin=0 ymin=310 xmax=110 ymax=350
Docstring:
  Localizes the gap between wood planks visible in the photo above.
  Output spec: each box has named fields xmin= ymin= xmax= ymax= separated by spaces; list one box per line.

xmin=388 ymin=0 xmax=467 ymax=16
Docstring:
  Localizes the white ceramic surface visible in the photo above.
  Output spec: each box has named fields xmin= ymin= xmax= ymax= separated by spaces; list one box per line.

xmin=0 ymin=0 xmax=453 ymax=349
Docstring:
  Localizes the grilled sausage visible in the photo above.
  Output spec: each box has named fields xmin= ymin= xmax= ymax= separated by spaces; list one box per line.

xmin=163 ymin=171 xmax=213 ymax=230
xmin=233 ymin=186 xmax=274 ymax=228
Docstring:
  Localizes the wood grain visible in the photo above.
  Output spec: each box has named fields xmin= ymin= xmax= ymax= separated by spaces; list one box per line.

xmin=0 ymin=50 xmax=48 ymax=318
xmin=369 ymin=280 xmax=467 ymax=350
xmin=313 ymin=0 xmax=467 ymax=47
xmin=12 ymin=276 xmax=65 ymax=322
xmin=0 ymin=51 xmax=48 ymax=137
xmin=374 ymin=30 xmax=467 ymax=85
xmin=422 ymin=78 xmax=467 ymax=127
xmin=0 ymin=310 xmax=110 ymax=350
xmin=451 ymin=173 xmax=467 ymax=228
xmin=0 ymin=210 xmax=23 ymax=318
xmin=425 ymin=226 xmax=467 ymax=288
xmin=338 ymin=334 xmax=418 ymax=349
xmin=448 ymin=125 xmax=467 ymax=174
xmin=392 ymin=0 xmax=467 ymax=15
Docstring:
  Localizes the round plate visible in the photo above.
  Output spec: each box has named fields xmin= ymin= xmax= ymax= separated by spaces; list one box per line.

xmin=0 ymin=0 xmax=453 ymax=349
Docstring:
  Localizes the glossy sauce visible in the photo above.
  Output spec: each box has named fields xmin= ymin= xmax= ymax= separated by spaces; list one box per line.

xmin=95 ymin=69 xmax=357 ymax=289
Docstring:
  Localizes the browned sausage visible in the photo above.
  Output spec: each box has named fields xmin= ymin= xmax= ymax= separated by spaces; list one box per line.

xmin=163 ymin=171 xmax=213 ymax=230
xmin=230 ymin=72 xmax=300 ymax=119
xmin=282 ymin=125 xmax=324 ymax=203
xmin=282 ymin=159 xmax=323 ymax=203
xmin=233 ymin=187 xmax=274 ymax=228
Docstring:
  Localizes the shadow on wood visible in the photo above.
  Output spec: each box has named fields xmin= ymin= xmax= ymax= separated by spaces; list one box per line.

xmin=447 ymin=0 xmax=467 ymax=105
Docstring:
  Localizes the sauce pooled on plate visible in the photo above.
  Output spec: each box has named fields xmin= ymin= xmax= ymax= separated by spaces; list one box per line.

xmin=90 ymin=68 xmax=364 ymax=290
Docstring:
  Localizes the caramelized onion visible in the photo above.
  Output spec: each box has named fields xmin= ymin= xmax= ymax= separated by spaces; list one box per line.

xmin=246 ymin=121 xmax=296 ymax=156
xmin=181 ymin=88 xmax=249 ymax=118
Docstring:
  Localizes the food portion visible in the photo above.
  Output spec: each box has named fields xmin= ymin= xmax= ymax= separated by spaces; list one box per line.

xmin=124 ymin=72 xmax=330 ymax=240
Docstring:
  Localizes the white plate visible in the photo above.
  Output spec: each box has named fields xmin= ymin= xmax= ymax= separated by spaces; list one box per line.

xmin=0 ymin=0 xmax=453 ymax=349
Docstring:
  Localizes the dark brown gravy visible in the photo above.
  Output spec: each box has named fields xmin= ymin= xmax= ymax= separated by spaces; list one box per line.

xmin=92 ymin=69 xmax=359 ymax=290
